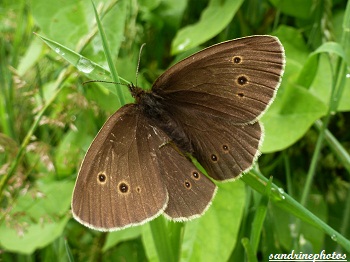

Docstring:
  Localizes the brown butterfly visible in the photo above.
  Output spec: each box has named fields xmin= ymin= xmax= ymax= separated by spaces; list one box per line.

xmin=72 ymin=35 xmax=285 ymax=231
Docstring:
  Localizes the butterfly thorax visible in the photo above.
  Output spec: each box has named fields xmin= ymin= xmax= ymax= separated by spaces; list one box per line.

xmin=129 ymin=83 xmax=193 ymax=154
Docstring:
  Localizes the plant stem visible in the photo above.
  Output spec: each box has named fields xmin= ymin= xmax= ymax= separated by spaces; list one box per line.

xmin=242 ymin=170 xmax=350 ymax=252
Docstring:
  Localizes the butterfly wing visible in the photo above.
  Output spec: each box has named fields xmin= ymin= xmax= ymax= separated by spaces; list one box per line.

xmin=152 ymin=36 xmax=284 ymax=180
xmin=153 ymin=36 xmax=284 ymax=124
xmin=72 ymin=104 xmax=169 ymax=231
xmin=72 ymin=104 xmax=217 ymax=230
xmin=156 ymin=142 xmax=217 ymax=221
xmin=159 ymin=105 xmax=263 ymax=181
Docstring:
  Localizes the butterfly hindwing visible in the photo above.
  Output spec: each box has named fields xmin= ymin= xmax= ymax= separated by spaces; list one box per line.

xmin=155 ymin=142 xmax=217 ymax=220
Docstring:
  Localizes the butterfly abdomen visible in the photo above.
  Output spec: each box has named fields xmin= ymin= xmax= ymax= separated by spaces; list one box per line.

xmin=138 ymin=91 xmax=193 ymax=154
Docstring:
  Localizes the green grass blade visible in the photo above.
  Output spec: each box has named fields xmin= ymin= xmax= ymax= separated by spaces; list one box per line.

xmin=315 ymin=120 xmax=350 ymax=175
xmin=149 ymin=217 xmax=176 ymax=262
xmin=35 ymin=33 xmax=129 ymax=97
xmin=65 ymin=239 xmax=75 ymax=262
xmin=241 ymin=170 xmax=350 ymax=252
xmin=250 ymin=176 xmax=272 ymax=253
xmin=241 ymin=237 xmax=258 ymax=262
xmin=91 ymin=0 xmax=125 ymax=106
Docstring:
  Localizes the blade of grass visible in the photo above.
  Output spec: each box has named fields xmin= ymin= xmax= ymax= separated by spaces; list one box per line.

xmin=35 ymin=33 xmax=129 ymax=97
xmin=300 ymin=42 xmax=348 ymax=207
xmin=300 ymin=0 xmax=350 ymax=209
xmin=91 ymin=0 xmax=125 ymax=106
xmin=250 ymin=176 xmax=272 ymax=253
xmin=65 ymin=238 xmax=75 ymax=262
xmin=241 ymin=237 xmax=258 ymax=262
xmin=149 ymin=216 xmax=176 ymax=262
xmin=168 ymin=221 xmax=184 ymax=261
xmin=314 ymin=120 xmax=350 ymax=246
xmin=314 ymin=120 xmax=350 ymax=176
xmin=241 ymin=170 xmax=350 ymax=252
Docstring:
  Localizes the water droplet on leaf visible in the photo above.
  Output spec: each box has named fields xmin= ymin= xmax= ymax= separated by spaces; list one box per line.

xmin=77 ymin=57 xmax=95 ymax=74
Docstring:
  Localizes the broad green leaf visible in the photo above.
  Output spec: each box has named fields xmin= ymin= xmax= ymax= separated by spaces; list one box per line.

xmin=171 ymin=0 xmax=243 ymax=54
xmin=298 ymin=41 xmax=348 ymax=90
xmin=309 ymin=49 xmax=350 ymax=112
xmin=181 ymin=181 xmax=245 ymax=261
xmin=0 ymin=217 xmax=70 ymax=255
xmin=262 ymin=84 xmax=327 ymax=152
xmin=32 ymin=0 xmax=88 ymax=48
xmin=32 ymin=0 xmax=127 ymax=62
xmin=269 ymin=0 xmax=313 ymax=19
xmin=312 ymin=42 xmax=348 ymax=64
xmin=0 ymin=181 xmax=74 ymax=254
xmin=103 ymin=226 xmax=142 ymax=252
xmin=261 ymin=26 xmax=328 ymax=152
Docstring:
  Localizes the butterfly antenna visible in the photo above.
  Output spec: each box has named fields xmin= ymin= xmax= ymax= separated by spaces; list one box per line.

xmin=135 ymin=43 xmax=146 ymax=87
xmin=83 ymin=79 xmax=127 ymax=86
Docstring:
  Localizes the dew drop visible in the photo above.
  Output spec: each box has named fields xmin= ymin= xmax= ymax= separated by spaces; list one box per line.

xmin=178 ymin=38 xmax=191 ymax=51
xmin=278 ymin=187 xmax=285 ymax=200
xmin=346 ymin=73 xmax=350 ymax=78
xmin=55 ymin=47 xmax=61 ymax=54
xmin=77 ymin=57 xmax=95 ymax=74
xmin=331 ymin=234 xmax=337 ymax=242
xmin=289 ymin=223 xmax=298 ymax=238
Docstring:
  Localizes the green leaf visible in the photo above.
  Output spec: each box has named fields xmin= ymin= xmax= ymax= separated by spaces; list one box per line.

xmin=103 ymin=226 xmax=142 ymax=252
xmin=269 ymin=0 xmax=314 ymax=19
xmin=261 ymin=26 xmax=329 ymax=152
xmin=171 ymin=0 xmax=243 ymax=54
xmin=0 ymin=181 xmax=74 ymax=254
xmin=36 ymin=33 xmax=110 ymax=79
xmin=310 ymin=55 xmax=350 ymax=112
xmin=312 ymin=42 xmax=348 ymax=64
xmin=262 ymin=84 xmax=327 ymax=153
xmin=181 ymin=181 xmax=245 ymax=261
xmin=32 ymin=0 xmax=89 ymax=48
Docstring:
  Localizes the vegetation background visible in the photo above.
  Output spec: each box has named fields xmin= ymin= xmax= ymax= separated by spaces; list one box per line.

xmin=0 ymin=0 xmax=349 ymax=261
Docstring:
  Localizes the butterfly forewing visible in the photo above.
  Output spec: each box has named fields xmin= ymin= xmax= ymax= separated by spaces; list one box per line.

xmin=72 ymin=105 xmax=169 ymax=231
xmin=153 ymin=36 xmax=284 ymax=124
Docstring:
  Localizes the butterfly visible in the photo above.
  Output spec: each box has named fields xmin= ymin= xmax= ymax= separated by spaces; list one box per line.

xmin=72 ymin=35 xmax=285 ymax=231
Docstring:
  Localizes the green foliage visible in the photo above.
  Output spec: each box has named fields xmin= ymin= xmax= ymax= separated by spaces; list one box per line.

xmin=0 ymin=0 xmax=349 ymax=261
